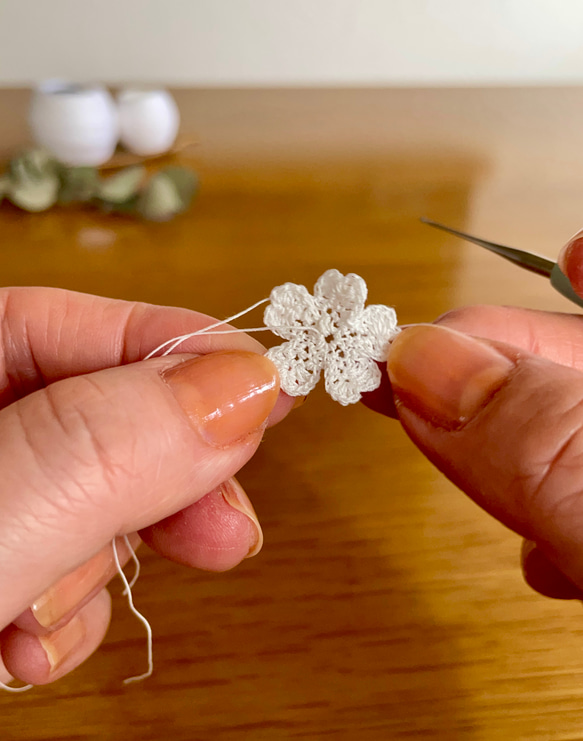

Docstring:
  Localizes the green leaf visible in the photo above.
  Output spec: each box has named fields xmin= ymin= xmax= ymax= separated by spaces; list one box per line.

xmin=97 ymin=166 xmax=145 ymax=204
xmin=59 ymin=167 xmax=100 ymax=203
xmin=97 ymin=193 xmax=140 ymax=216
xmin=158 ymin=166 xmax=198 ymax=206
xmin=137 ymin=172 xmax=183 ymax=221
xmin=10 ymin=149 xmax=58 ymax=184
xmin=9 ymin=175 xmax=59 ymax=212
xmin=8 ymin=149 xmax=60 ymax=210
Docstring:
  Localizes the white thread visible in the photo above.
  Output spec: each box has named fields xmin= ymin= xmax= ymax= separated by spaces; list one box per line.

xmin=158 ymin=327 xmax=273 ymax=355
xmin=112 ymin=537 xmax=153 ymax=684
xmin=144 ymin=270 xmax=399 ymax=406
xmin=0 ymin=680 xmax=33 ymax=693
xmin=0 ymin=537 xmax=140 ymax=694
xmin=144 ymin=298 xmax=270 ymax=359
xmin=264 ymin=269 xmax=400 ymax=405
xmin=124 ymin=534 xmax=141 ymax=592
xmin=1 ymin=270 xmax=398 ymax=695
xmin=151 ymin=326 xmax=317 ymax=358
xmin=1 ymin=537 xmax=147 ymax=693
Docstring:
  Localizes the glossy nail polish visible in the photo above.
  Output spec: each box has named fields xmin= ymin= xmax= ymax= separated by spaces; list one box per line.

xmin=162 ymin=351 xmax=280 ymax=447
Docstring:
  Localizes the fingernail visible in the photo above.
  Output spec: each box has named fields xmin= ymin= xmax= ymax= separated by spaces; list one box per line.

xmin=39 ymin=615 xmax=85 ymax=675
xmin=162 ymin=351 xmax=279 ymax=447
xmin=30 ymin=537 xmax=134 ymax=630
xmin=558 ymin=229 xmax=583 ymax=292
xmin=220 ymin=478 xmax=263 ymax=557
xmin=558 ymin=228 xmax=583 ymax=273
xmin=388 ymin=325 xmax=514 ymax=428
xmin=292 ymin=395 xmax=308 ymax=409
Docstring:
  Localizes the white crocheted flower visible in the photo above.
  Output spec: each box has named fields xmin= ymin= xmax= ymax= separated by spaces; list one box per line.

xmin=264 ymin=269 xmax=399 ymax=406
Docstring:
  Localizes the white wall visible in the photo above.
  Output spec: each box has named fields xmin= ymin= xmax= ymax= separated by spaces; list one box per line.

xmin=1 ymin=0 xmax=583 ymax=86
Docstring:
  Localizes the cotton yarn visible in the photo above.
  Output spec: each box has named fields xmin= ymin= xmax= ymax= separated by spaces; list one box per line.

xmin=264 ymin=269 xmax=399 ymax=405
xmin=147 ymin=268 xmax=400 ymax=406
xmin=1 ymin=269 xmax=399 ymax=693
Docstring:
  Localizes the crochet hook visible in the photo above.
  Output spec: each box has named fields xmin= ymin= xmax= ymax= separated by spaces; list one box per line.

xmin=421 ymin=218 xmax=583 ymax=309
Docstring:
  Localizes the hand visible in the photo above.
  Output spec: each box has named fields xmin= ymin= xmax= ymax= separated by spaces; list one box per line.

xmin=365 ymin=229 xmax=583 ymax=601
xmin=0 ymin=287 xmax=293 ymax=687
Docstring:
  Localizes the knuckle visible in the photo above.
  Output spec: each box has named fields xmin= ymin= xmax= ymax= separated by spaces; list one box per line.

xmin=516 ymin=402 xmax=583 ymax=532
xmin=15 ymin=377 xmax=136 ymax=515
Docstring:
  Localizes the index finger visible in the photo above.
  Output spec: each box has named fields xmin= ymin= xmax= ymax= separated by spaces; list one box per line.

xmin=0 ymin=286 xmax=266 ymax=406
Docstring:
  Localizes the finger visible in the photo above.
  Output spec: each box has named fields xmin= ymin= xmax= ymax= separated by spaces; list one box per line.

xmin=0 ymin=655 xmax=13 ymax=685
xmin=268 ymin=391 xmax=296 ymax=427
xmin=0 ymin=287 xmax=294 ymax=428
xmin=14 ymin=476 xmax=265 ymax=635
xmin=360 ymin=361 xmax=397 ymax=417
xmin=559 ymin=228 xmax=583 ymax=297
xmin=2 ymin=588 xmax=111 ymax=686
xmin=362 ymin=305 xmax=583 ymax=419
xmin=435 ymin=305 xmax=583 ymax=369
xmin=12 ymin=534 xmax=141 ymax=636
xmin=387 ymin=324 xmax=583 ymax=591
xmin=141 ymin=478 xmax=262 ymax=572
xmin=520 ymin=540 xmax=583 ymax=600
xmin=0 ymin=287 xmax=265 ymax=405
xmin=0 ymin=350 xmax=279 ymax=629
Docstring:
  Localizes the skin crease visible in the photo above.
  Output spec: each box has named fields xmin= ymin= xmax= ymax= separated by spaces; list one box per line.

xmin=7 ymin=237 xmax=583 ymax=687
xmin=363 ymin=231 xmax=583 ymax=601
xmin=0 ymin=288 xmax=294 ymax=687
xmin=368 ymin=306 xmax=583 ymax=602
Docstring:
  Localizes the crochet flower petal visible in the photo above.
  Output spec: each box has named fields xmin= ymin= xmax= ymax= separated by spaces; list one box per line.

xmin=323 ymin=345 xmax=381 ymax=406
xmin=352 ymin=304 xmax=400 ymax=362
xmin=265 ymin=337 xmax=325 ymax=397
xmin=314 ymin=269 xmax=367 ymax=318
xmin=263 ymin=270 xmax=400 ymax=405
xmin=264 ymin=283 xmax=321 ymax=341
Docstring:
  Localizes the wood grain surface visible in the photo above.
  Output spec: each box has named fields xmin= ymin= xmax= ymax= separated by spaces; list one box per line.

xmin=3 ymin=88 xmax=583 ymax=740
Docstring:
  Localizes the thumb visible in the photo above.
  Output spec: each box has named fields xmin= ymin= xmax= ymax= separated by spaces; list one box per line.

xmin=0 ymin=350 xmax=279 ymax=628
xmin=387 ymin=324 xmax=583 ymax=590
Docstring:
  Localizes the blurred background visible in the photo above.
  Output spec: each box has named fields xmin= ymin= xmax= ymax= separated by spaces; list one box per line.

xmin=3 ymin=2 xmax=583 ymax=740
xmin=2 ymin=0 xmax=583 ymax=86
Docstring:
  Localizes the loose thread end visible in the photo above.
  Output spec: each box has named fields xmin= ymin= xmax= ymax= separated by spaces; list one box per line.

xmin=112 ymin=536 xmax=153 ymax=684
xmin=144 ymin=297 xmax=271 ymax=360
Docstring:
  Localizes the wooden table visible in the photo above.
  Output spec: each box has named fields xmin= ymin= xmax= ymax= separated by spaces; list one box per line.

xmin=3 ymin=88 xmax=583 ymax=740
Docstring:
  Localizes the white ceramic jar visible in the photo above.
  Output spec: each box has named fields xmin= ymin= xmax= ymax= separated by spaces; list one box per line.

xmin=117 ymin=89 xmax=180 ymax=156
xmin=29 ymin=81 xmax=119 ymax=166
